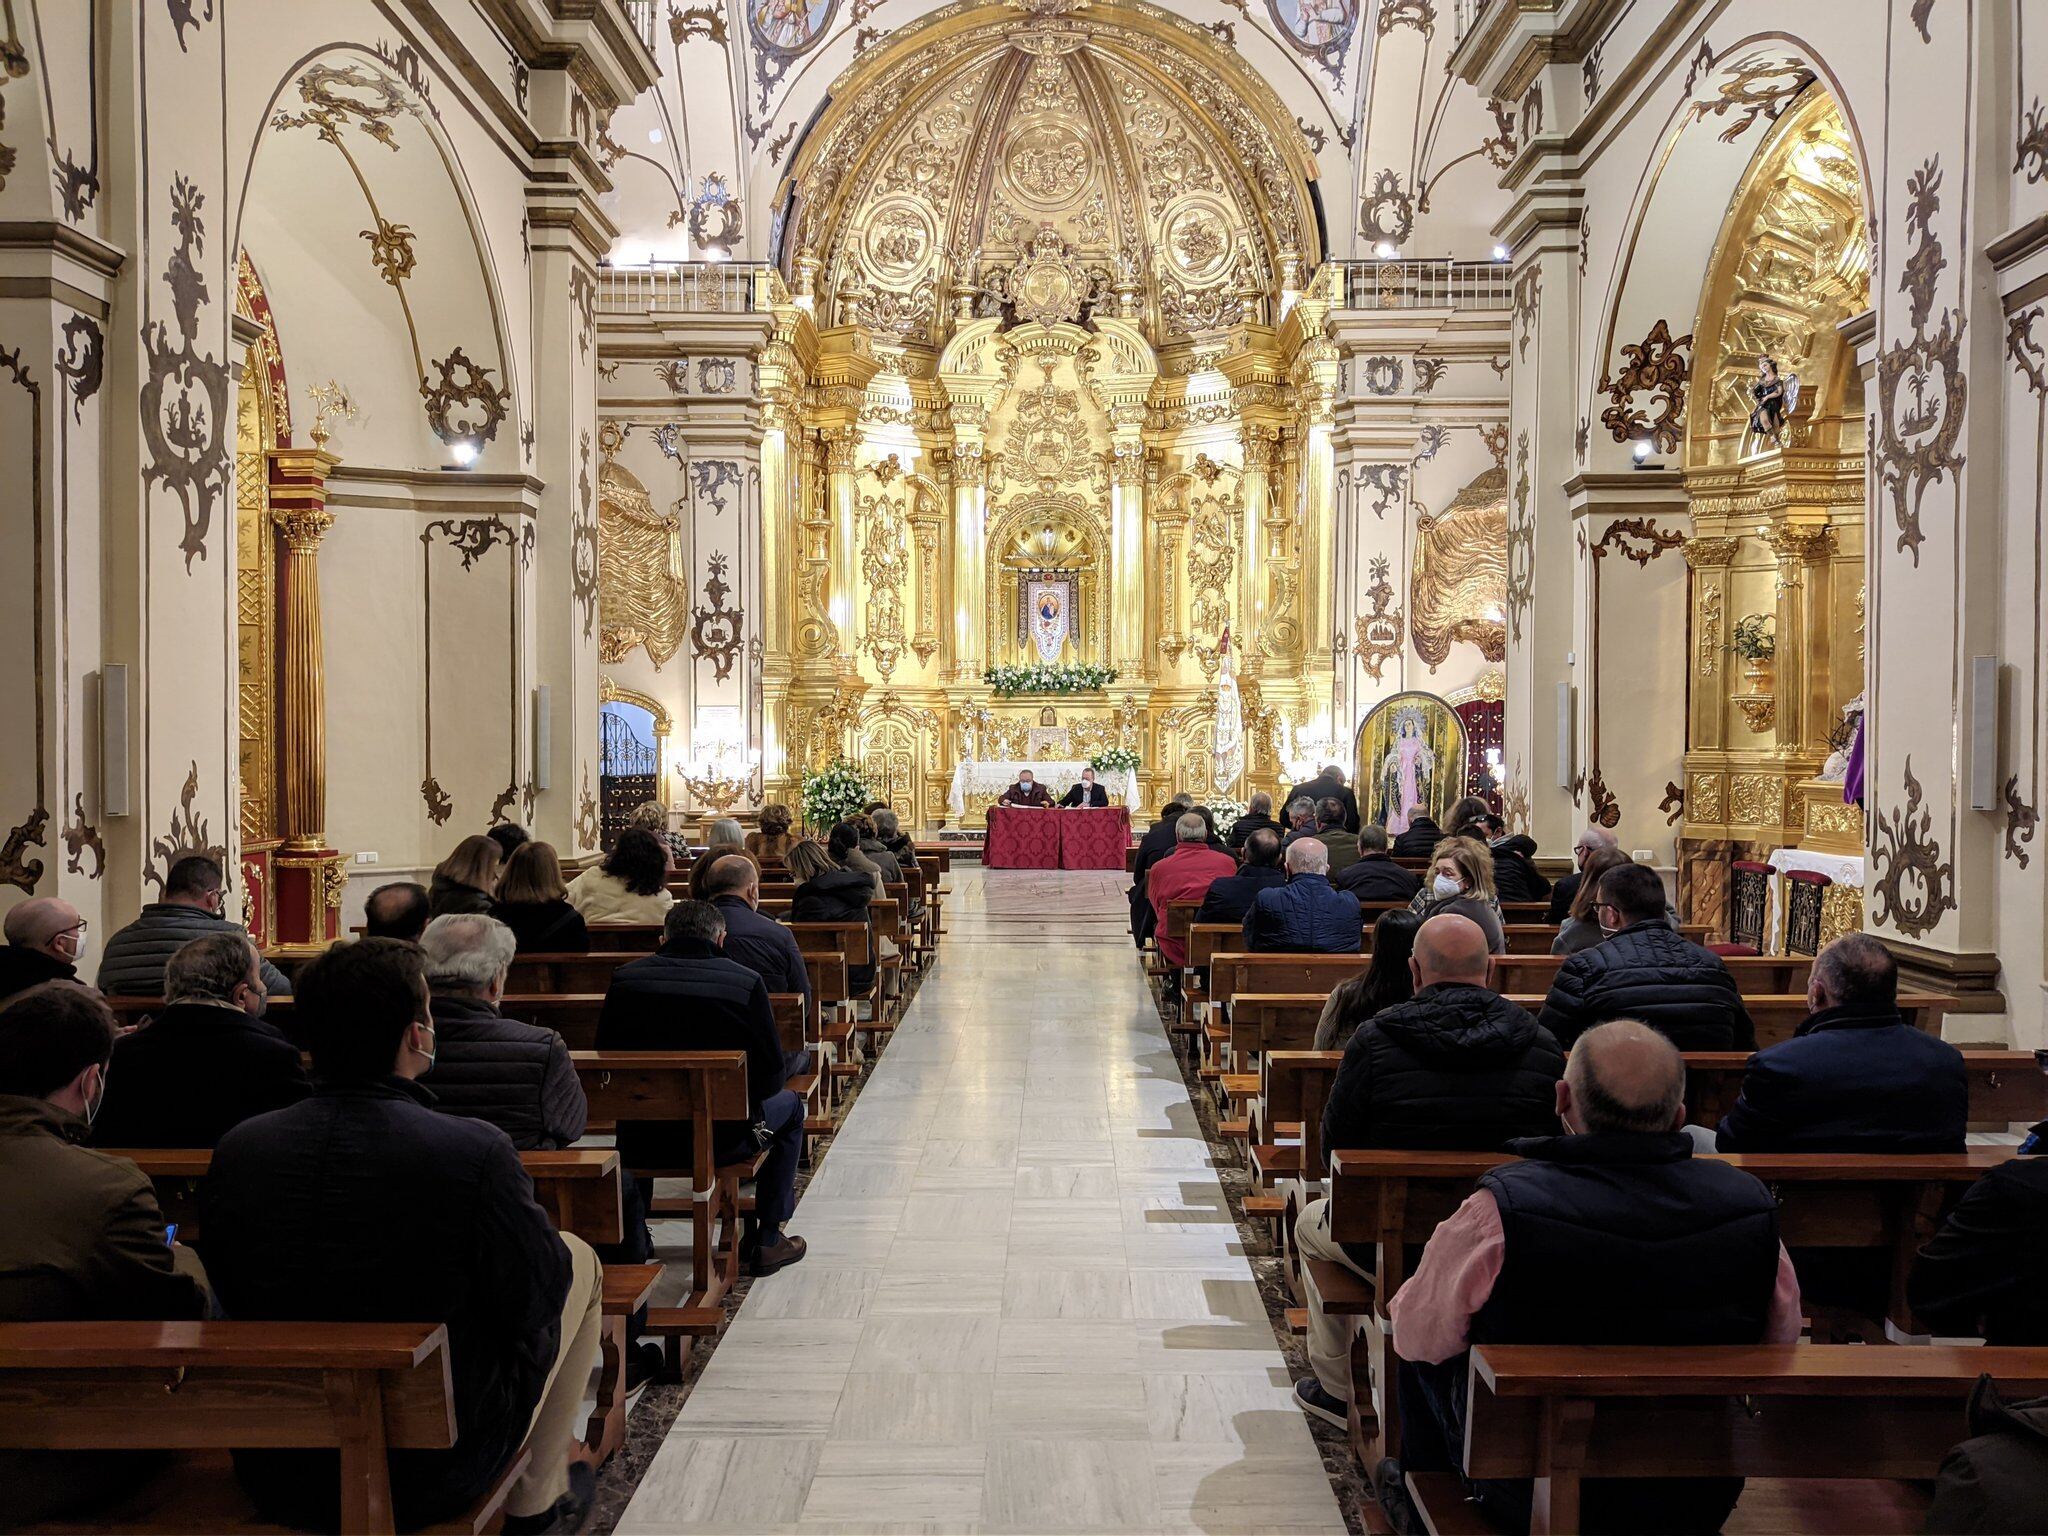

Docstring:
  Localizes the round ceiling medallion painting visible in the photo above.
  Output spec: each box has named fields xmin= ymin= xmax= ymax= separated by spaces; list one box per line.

xmin=1003 ymin=122 xmax=1092 ymax=210
xmin=1162 ymin=196 xmax=1234 ymax=283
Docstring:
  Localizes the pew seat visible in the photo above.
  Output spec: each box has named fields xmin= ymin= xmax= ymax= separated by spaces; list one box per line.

xmin=587 ymin=1263 xmax=663 ymax=1464
xmin=0 ymin=1321 xmax=524 ymax=1535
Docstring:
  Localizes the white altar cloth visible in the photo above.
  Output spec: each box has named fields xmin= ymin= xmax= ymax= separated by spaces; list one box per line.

xmin=947 ymin=759 xmax=1140 ymax=821
xmin=1762 ymin=846 xmax=1866 ymax=954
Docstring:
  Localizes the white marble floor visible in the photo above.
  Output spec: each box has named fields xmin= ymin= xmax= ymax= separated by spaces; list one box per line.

xmin=617 ymin=866 xmax=1346 ymax=1535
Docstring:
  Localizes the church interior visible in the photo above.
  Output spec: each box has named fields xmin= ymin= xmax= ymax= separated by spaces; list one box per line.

xmin=3 ymin=0 xmax=2047 ymax=1532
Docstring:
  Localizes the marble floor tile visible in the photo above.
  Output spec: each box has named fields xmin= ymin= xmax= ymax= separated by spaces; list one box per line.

xmin=616 ymin=867 xmax=1344 ymax=1535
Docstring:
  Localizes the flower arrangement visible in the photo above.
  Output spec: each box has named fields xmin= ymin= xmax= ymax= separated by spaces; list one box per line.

xmin=801 ymin=758 xmax=874 ymax=832
xmin=980 ymin=661 xmax=1119 ymax=696
xmin=1728 ymin=613 xmax=1777 ymax=662
xmin=1088 ymin=746 xmax=1141 ymax=775
xmin=1206 ymin=795 xmax=1247 ymax=831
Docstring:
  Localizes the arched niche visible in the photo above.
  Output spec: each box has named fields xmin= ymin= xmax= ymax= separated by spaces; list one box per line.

xmin=233 ymin=49 xmax=523 ymax=471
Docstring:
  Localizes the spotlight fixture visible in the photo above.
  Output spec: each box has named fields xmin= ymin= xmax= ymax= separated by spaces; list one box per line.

xmin=446 ymin=438 xmax=480 ymax=471
xmin=1631 ymin=438 xmax=1664 ymax=471
xmin=1493 ymin=244 xmax=1511 ymax=261
xmin=648 ymin=128 xmax=664 ymax=144
xmin=1373 ymin=241 xmax=1398 ymax=259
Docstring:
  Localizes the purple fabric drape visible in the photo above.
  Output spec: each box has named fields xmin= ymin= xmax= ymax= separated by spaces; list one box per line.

xmin=1842 ymin=710 xmax=1866 ymax=807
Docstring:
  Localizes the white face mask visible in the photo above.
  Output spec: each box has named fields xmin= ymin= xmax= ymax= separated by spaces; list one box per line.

xmin=1431 ymin=874 xmax=1462 ymax=900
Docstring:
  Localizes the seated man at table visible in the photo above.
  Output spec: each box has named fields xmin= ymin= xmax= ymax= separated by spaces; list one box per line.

xmin=1243 ymin=839 xmax=1361 ymax=953
xmin=996 ymin=769 xmax=1053 ymax=808
xmin=1717 ymin=932 xmax=1965 ymax=1154
xmin=1384 ymin=1020 xmax=1802 ymax=1535
xmin=1059 ymin=767 xmax=1110 ymax=807
xmin=1148 ymin=812 xmax=1237 ymax=973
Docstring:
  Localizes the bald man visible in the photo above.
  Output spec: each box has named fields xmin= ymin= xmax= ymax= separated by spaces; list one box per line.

xmin=1241 ymin=836 xmax=1362 ymax=953
xmin=1289 ymin=913 xmax=1564 ymax=1427
xmin=1382 ymin=1020 xmax=1802 ymax=1534
xmin=0 ymin=897 xmax=88 ymax=1001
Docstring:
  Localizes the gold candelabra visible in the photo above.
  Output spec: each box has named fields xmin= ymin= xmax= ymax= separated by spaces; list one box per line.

xmin=676 ymin=740 xmax=760 ymax=812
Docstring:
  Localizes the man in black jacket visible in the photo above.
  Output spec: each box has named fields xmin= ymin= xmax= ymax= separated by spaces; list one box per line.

xmin=1544 ymin=824 xmax=1619 ymax=923
xmin=96 ymin=855 xmax=291 ymax=997
xmin=1291 ymin=914 xmax=1563 ymax=1427
xmin=92 ymin=932 xmax=310 ymax=1149
xmin=1195 ymin=828 xmax=1286 ymax=925
xmin=596 ymin=901 xmax=808 ymax=1275
xmin=1488 ymin=833 xmax=1552 ymax=903
xmin=1129 ymin=796 xmax=1192 ymax=947
xmin=201 ymin=938 xmax=602 ymax=1535
xmin=1286 ymin=764 xmax=1360 ymax=832
xmin=1059 ymin=767 xmax=1110 ymax=807
xmin=1391 ymin=813 xmax=1445 ymax=860
xmin=1335 ymin=824 xmax=1423 ymax=903
xmin=0 ymin=896 xmax=86 ymax=1001
xmin=1225 ymin=791 xmax=1282 ymax=850
xmin=417 ymin=915 xmax=587 ymax=1150
xmin=1383 ymin=1021 xmax=1801 ymax=1534
xmin=1537 ymin=861 xmax=1754 ymax=1051
xmin=701 ymin=854 xmax=812 ymax=1001
xmin=1910 ymin=1142 xmax=2048 ymax=1344
xmin=364 ymin=881 xmax=431 ymax=940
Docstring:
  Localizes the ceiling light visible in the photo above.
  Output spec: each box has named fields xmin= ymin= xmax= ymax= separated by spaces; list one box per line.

xmin=448 ymin=439 xmax=479 ymax=469
xmin=648 ymin=128 xmax=664 ymax=144
xmin=1373 ymin=241 xmax=1398 ymax=259
xmin=1493 ymin=244 xmax=1511 ymax=261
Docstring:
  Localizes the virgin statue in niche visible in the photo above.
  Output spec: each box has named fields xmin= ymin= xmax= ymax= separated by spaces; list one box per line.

xmin=1379 ymin=709 xmax=1436 ymax=835
xmin=1355 ymin=692 xmax=1467 ymax=837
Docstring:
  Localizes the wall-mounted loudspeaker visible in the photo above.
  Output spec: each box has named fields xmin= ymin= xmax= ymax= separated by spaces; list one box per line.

xmin=1555 ymin=681 xmax=1574 ymax=790
xmin=100 ymin=665 xmax=129 ymax=817
xmin=1968 ymin=656 xmax=1998 ymax=811
xmin=532 ymin=684 xmax=552 ymax=793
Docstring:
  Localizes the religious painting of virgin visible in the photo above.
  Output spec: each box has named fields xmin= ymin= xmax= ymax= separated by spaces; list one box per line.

xmin=750 ymin=0 xmax=834 ymax=53
xmin=1354 ymin=691 xmax=1467 ymax=837
xmin=1263 ymin=0 xmax=1359 ymax=79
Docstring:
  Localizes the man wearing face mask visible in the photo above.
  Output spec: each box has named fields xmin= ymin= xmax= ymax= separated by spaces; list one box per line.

xmin=202 ymin=938 xmax=604 ymax=1535
xmin=0 ymin=896 xmax=90 ymax=1001
xmin=1288 ymin=914 xmax=1563 ymax=1430
xmin=96 ymin=854 xmax=292 ymax=998
xmin=0 ymin=982 xmax=212 ymax=1525
xmin=92 ymin=932 xmax=310 ymax=1149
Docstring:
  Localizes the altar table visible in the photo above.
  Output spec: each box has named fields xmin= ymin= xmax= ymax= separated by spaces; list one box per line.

xmin=984 ymin=805 xmax=1133 ymax=870
xmin=947 ymin=759 xmax=1141 ymax=821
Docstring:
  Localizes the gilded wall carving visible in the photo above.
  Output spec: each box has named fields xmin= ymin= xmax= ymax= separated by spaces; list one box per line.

xmin=857 ymin=485 xmax=909 ymax=678
xmin=1729 ymin=772 xmax=1781 ymax=827
xmin=1869 ymin=757 xmax=1956 ymax=938
xmin=597 ymin=458 xmax=687 ymax=667
xmin=1409 ymin=466 xmax=1507 ymax=669
xmin=1599 ymin=319 xmax=1692 ymax=455
xmin=1689 ymin=772 xmax=1724 ymax=824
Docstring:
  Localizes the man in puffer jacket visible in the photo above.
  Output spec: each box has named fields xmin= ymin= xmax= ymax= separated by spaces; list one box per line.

xmin=1242 ymin=839 xmax=1362 ymax=953
xmin=1291 ymin=913 xmax=1564 ymax=1428
xmin=97 ymin=855 xmax=291 ymax=997
xmin=1537 ymin=860 xmax=1753 ymax=1051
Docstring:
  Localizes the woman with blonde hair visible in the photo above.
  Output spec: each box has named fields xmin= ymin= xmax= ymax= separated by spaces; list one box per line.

xmin=429 ymin=834 xmax=502 ymax=917
xmin=490 ymin=840 xmax=590 ymax=953
xmin=747 ymin=804 xmax=796 ymax=863
xmin=1407 ymin=834 xmax=1508 ymax=953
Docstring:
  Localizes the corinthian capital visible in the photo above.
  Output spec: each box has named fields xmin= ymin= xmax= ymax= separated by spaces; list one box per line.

xmin=1682 ymin=536 xmax=1741 ymax=568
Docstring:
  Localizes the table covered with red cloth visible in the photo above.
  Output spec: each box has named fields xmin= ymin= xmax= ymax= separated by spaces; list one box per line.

xmin=983 ymin=805 xmax=1062 ymax=868
xmin=1053 ymin=805 xmax=1133 ymax=870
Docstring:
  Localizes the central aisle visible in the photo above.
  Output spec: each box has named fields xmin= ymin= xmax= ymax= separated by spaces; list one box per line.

xmin=619 ymin=866 xmax=1346 ymax=1534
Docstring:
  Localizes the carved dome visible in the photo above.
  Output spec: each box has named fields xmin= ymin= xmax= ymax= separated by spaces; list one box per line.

xmin=781 ymin=2 xmax=1319 ymax=350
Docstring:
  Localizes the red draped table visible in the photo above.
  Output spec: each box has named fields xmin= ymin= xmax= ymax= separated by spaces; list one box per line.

xmin=1053 ymin=805 xmax=1133 ymax=870
xmin=984 ymin=804 xmax=1132 ymax=870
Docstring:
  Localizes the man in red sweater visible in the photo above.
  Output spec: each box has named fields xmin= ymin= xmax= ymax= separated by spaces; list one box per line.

xmin=1148 ymin=811 xmax=1238 ymax=970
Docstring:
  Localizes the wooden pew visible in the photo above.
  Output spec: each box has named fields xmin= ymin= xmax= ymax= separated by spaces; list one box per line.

xmin=507 ymin=952 xmax=635 ymax=994
xmin=1419 ymin=1343 xmax=2048 ymax=1535
xmin=1324 ymin=1146 xmax=2018 ymax=1476
xmin=113 ymin=1147 xmax=627 ymax=1248
xmin=0 ymin=1320 xmax=520 ymax=1535
xmin=1492 ymin=952 xmax=1811 ymax=995
xmin=1681 ymin=1048 xmax=2048 ymax=1130
xmin=584 ymin=922 xmax=665 ymax=953
xmin=569 ymin=1050 xmax=751 ymax=1345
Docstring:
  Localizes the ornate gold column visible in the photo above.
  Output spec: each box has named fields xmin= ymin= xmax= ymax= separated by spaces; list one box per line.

xmin=823 ymin=426 xmax=860 ymax=672
xmin=1238 ymin=422 xmax=1279 ymax=672
xmin=949 ymin=440 xmax=987 ymax=680
xmin=1110 ymin=438 xmax=1146 ymax=676
xmin=1683 ymin=537 xmax=1741 ymax=757
xmin=1764 ymin=522 xmax=1838 ymax=760
xmin=265 ymin=445 xmax=345 ymax=952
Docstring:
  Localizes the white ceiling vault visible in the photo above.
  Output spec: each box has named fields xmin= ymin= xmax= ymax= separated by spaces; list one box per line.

xmin=601 ymin=0 xmax=1509 ymax=266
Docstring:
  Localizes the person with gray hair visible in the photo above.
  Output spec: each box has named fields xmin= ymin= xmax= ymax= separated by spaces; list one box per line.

xmin=90 ymin=931 xmax=310 ymax=1149
xmin=1225 ymin=788 xmax=1282 ymax=851
xmin=1381 ymin=1019 xmax=1802 ymax=1535
xmin=416 ymin=914 xmax=585 ymax=1151
xmin=596 ymin=899 xmax=808 ymax=1276
xmin=1146 ymin=809 xmax=1238 ymax=972
xmin=0 ymin=896 xmax=88 ymax=1000
xmin=1244 ymin=836 xmax=1362 ymax=953
xmin=1545 ymin=821 xmax=1622 ymax=923
xmin=1717 ymin=930 xmax=1966 ymax=1154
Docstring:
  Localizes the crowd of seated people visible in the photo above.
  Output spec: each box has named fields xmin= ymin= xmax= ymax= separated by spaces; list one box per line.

xmin=1129 ymin=786 xmax=2048 ymax=1530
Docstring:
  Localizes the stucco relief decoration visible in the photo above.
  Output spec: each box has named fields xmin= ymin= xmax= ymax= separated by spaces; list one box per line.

xmin=1593 ymin=518 xmax=1687 ymax=567
xmin=1512 ymin=267 xmax=1540 ymax=359
xmin=1186 ymin=491 xmax=1240 ymax=681
xmin=422 ymin=348 xmax=512 ymax=447
xmin=598 ymin=457 xmax=687 ymax=668
xmin=575 ymin=765 xmax=599 ymax=850
xmin=691 ymin=552 xmax=746 ymax=681
xmin=361 ymin=218 xmax=415 ymax=285
xmin=699 ymin=357 xmax=739 ymax=393
xmin=1360 ymin=168 xmax=1415 ymax=245
xmin=2018 ymin=98 xmax=2048 ymax=185
xmin=1264 ymin=0 xmax=1360 ymax=84
xmin=1690 ymin=773 xmax=1724 ymax=823
xmin=1354 ymin=554 xmax=1404 ymax=682
xmin=1869 ymin=757 xmax=1957 ymax=938
xmin=1362 ymin=356 xmax=1403 ymax=396
xmin=1692 ymin=51 xmax=1815 ymax=143
xmin=1503 ymin=762 xmax=1530 ymax=836
xmin=1414 ymin=425 xmax=1446 ymax=463
xmin=749 ymin=0 xmax=835 ymax=107
xmin=692 ymin=460 xmax=743 ymax=517
xmin=55 ymin=315 xmax=104 ymax=422
xmin=167 ymin=0 xmax=215 ymax=51
xmin=63 ymin=793 xmax=104 ymax=879
xmin=1410 ymin=468 xmax=1508 ymax=669
xmin=572 ymin=432 xmax=600 ymax=639
xmin=858 ymin=490 xmax=909 ymax=678
xmin=1479 ymin=98 xmax=1518 ymax=171
xmin=140 ymin=174 xmax=230 ymax=569
xmin=1480 ymin=423 xmax=1508 ymax=471
xmin=1584 ymin=768 xmax=1620 ymax=829
xmin=1504 ymin=431 xmax=1534 ymax=643
xmin=688 ymin=173 xmax=742 ymax=256
xmin=1412 ymin=357 xmax=1446 ymax=394
xmin=1359 ymin=462 xmax=1405 ymax=520
xmin=1598 ymin=319 xmax=1693 ymax=455
xmin=2003 ymin=776 xmax=2038 ymax=868
xmin=143 ymin=763 xmax=226 ymax=895
xmin=1876 ymin=157 xmax=1965 ymax=565
xmin=1659 ymin=781 xmax=1684 ymax=826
